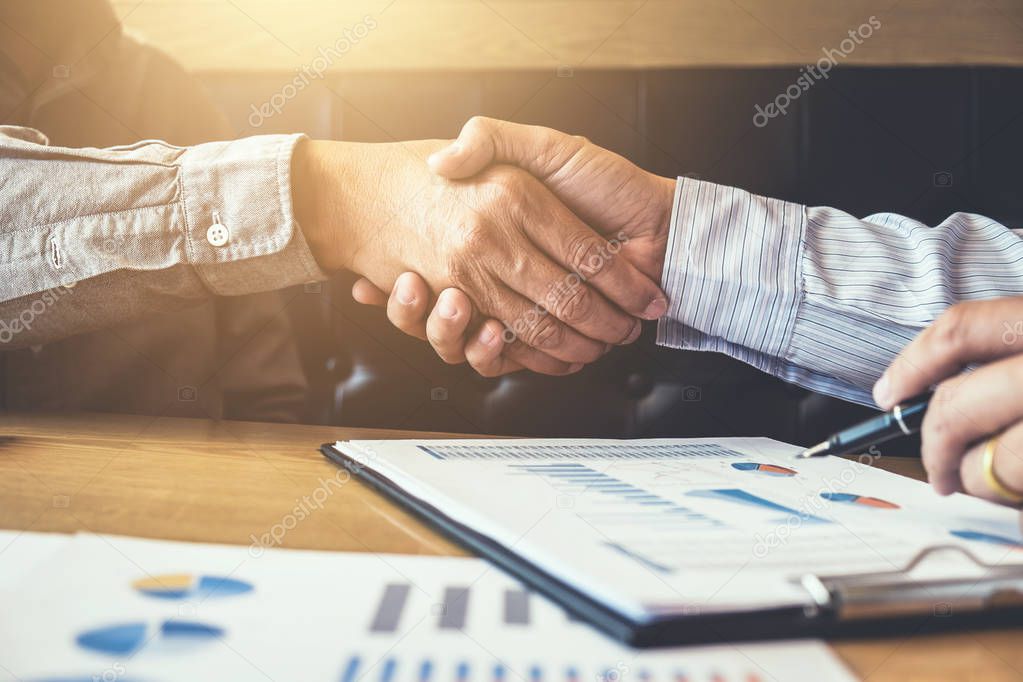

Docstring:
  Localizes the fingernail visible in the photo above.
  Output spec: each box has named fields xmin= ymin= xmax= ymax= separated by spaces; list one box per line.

xmin=621 ymin=320 xmax=642 ymax=345
xmin=568 ymin=363 xmax=584 ymax=373
xmin=642 ymin=297 xmax=668 ymax=320
xmin=397 ymin=289 xmax=416 ymax=306
xmin=439 ymin=298 xmax=459 ymax=319
xmin=873 ymin=373 xmax=891 ymax=407
xmin=478 ymin=326 xmax=496 ymax=345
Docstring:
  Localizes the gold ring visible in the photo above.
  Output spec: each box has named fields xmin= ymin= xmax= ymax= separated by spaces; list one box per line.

xmin=982 ymin=437 xmax=1023 ymax=505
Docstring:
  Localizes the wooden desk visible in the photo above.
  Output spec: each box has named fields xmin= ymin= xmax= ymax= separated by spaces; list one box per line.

xmin=1 ymin=412 xmax=1021 ymax=681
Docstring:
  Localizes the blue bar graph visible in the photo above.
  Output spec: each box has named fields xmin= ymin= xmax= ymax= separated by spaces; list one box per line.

xmin=419 ymin=660 xmax=434 ymax=682
xmin=418 ymin=443 xmax=744 ymax=461
xmin=687 ymin=488 xmax=828 ymax=523
xmin=456 ymin=662 xmax=470 ymax=682
xmin=381 ymin=658 xmax=397 ymax=682
xmin=509 ymin=463 xmax=711 ymax=516
xmin=341 ymin=656 xmax=361 ymax=682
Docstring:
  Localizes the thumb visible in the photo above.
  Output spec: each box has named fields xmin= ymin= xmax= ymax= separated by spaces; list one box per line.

xmin=427 ymin=118 xmax=498 ymax=179
xmin=428 ymin=116 xmax=580 ymax=180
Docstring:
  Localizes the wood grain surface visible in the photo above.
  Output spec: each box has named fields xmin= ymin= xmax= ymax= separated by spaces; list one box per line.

xmin=1 ymin=411 xmax=1021 ymax=681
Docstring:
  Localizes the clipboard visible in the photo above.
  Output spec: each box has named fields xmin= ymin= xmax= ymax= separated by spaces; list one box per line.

xmin=322 ymin=441 xmax=1023 ymax=647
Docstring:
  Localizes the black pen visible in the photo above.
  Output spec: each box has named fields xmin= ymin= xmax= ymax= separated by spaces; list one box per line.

xmin=797 ymin=392 xmax=932 ymax=459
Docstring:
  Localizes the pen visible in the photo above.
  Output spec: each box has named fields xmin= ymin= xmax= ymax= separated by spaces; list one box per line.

xmin=797 ymin=392 xmax=932 ymax=459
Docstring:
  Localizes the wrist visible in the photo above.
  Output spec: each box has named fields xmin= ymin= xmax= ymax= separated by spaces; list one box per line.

xmin=292 ymin=139 xmax=361 ymax=272
xmin=651 ymin=174 xmax=676 ymax=281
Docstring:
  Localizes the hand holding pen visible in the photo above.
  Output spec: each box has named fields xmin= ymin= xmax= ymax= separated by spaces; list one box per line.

xmin=805 ymin=299 xmax=1023 ymax=507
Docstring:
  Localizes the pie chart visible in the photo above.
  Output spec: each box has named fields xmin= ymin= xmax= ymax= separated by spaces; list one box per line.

xmin=820 ymin=492 xmax=899 ymax=509
xmin=731 ymin=462 xmax=797 ymax=477
xmin=76 ymin=620 xmax=223 ymax=656
xmin=132 ymin=573 xmax=253 ymax=600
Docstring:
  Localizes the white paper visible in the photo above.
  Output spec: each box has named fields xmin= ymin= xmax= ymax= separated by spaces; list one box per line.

xmin=0 ymin=529 xmax=70 ymax=592
xmin=0 ymin=534 xmax=855 ymax=682
xmin=334 ymin=437 xmax=1023 ymax=619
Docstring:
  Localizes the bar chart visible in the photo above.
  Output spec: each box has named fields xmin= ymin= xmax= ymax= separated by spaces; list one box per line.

xmin=369 ymin=584 xmax=541 ymax=634
xmin=337 ymin=654 xmax=771 ymax=682
xmin=417 ymin=443 xmax=745 ymax=462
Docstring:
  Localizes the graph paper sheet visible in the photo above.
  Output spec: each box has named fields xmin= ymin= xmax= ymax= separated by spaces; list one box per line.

xmin=330 ymin=437 xmax=1023 ymax=624
xmin=0 ymin=533 xmax=855 ymax=682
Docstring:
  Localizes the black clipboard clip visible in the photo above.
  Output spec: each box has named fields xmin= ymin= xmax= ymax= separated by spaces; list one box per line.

xmin=800 ymin=544 xmax=1023 ymax=623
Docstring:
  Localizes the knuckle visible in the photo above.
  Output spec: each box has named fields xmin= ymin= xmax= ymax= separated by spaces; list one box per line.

xmin=465 ymin=115 xmax=493 ymax=135
xmin=932 ymin=304 xmax=968 ymax=355
xmin=550 ymin=283 xmax=595 ymax=326
xmin=489 ymin=168 xmax=527 ymax=198
xmin=570 ymin=133 xmax=591 ymax=148
xmin=566 ymin=234 xmax=613 ymax=278
xmin=447 ymin=227 xmax=488 ymax=287
xmin=521 ymin=314 xmax=564 ymax=351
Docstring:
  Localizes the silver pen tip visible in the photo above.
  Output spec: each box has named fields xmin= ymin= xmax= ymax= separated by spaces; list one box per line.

xmin=797 ymin=441 xmax=830 ymax=459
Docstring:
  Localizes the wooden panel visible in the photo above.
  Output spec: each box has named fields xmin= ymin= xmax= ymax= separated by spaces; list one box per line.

xmin=111 ymin=1 xmax=1023 ymax=73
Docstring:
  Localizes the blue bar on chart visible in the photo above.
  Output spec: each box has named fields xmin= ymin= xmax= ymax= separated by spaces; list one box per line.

xmin=419 ymin=660 xmax=434 ymax=682
xmin=509 ymin=463 xmax=717 ymax=523
xmin=341 ymin=656 xmax=361 ymax=682
xmin=438 ymin=587 xmax=470 ymax=629
xmin=370 ymin=583 xmax=411 ymax=633
xmin=381 ymin=658 xmax=398 ymax=682
xmin=687 ymin=488 xmax=828 ymax=523
xmin=503 ymin=588 xmax=530 ymax=625
xmin=456 ymin=662 xmax=470 ymax=682
xmin=417 ymin=443 xmax=744 ymax=461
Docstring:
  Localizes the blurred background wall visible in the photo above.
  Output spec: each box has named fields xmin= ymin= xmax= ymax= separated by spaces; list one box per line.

xmin=93 ymin=2 xmax=1023 ymax=446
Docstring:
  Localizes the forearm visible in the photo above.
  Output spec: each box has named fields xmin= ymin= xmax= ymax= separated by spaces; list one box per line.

xmin=0 ymin=127 xmax=326 ymax=348
xmin=657 ymin=177 xmax=1023 ymax=405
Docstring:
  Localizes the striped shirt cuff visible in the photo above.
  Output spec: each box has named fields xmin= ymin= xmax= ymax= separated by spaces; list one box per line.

xmin=657 ymin=177 xmax=806 ymax=371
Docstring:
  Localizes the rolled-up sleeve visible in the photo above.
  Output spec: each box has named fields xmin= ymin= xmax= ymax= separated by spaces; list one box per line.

xmin=657 ymin=177 xmax=1023 ymax=406
xmin=0 ymin=126 xmax=325 ymax=347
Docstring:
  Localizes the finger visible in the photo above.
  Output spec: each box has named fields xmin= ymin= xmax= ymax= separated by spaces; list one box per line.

xmin=959 ymin=422 xmax=1023 ymax=506
xmin=352 ymin=277 xmax=388 ymax=306
xmin=504 ymin=338 xmax=586 ymax=376
xmin=875 ymin=298 xmax=1023 ymax=408
xmin=521 ymin=191 xmax=667 ymax=321
xmin=462 ymin=319 xmax=525 ymax=377
xmin=386 ymin=272 xmax=431 ymax=341
xmin=428 ymin=116 xmax=583 ymax=181
xmin=426 ymin=288 xmax=473 ymax=364
xmin=921 ymin=353 xmax=1023 ymax=495
xmin=503 ymin=236 xmax=643 ymax=346
xmin=488 ymin=283 xmax=607 ymax=364
xmin=464 ymin=320 xmax=583 ymax=377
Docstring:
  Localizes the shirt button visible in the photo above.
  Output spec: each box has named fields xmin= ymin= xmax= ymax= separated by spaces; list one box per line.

xmin=206 ymin=222 xmax=230 ymax=247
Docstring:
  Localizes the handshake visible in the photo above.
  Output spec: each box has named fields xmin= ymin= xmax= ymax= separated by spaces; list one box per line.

xmin=294 ymin=116 xmax=676 ymax=377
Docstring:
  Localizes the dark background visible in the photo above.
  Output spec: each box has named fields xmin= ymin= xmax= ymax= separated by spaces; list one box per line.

xmin=204 ymin=67 xmax=1023 ymax=449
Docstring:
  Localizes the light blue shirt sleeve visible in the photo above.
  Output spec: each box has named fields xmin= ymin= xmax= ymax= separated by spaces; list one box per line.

xmin=656 ymin=177 xmax=1023 ymax=406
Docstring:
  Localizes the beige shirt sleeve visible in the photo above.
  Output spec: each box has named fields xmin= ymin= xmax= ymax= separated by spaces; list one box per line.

xmin=0 ymin=126 xmax=325 ymax=348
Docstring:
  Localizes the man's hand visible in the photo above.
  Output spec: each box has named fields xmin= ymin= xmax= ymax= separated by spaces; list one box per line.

xmin=351 ymin=118 xmax=677 ymax=375
xmin=294 ymin=138 xmax=667 ymax=367
xmin=875 ymin=297 xmax=1023 ymax=505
